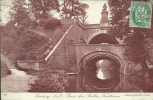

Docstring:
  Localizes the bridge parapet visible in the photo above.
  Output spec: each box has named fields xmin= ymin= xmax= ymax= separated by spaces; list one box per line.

xmin=72 ymin=44 xmax=126 ymax=71
xmin=74 ymin=44 xmax=125 ymax=62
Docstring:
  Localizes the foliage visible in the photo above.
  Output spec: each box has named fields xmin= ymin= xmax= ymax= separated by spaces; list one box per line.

xmin=38 ymin=20 xmax=46 ymax=26
xmin=9 ymin=0 xmax=30 ymax=24
xmin=0 ymin=25 xmax=49 ymax=63
xmin=145 ymin=37 xmax=153 ymax=64
xmin=43 ymin=18 xmax=61 ymax=30
xmin=28 ymin=70 xmax=68 ymax=92
xmin=1 ymin=16 xmax=72 ymax=64
xmin=108 ymin=0 xmax=153 ymax=69
xmin=126 ymin=67 xmax=153 ymax=92
xmin=29 ymin=0 xmax=60 ymax=19
xmin=108 ymin=0 xmax=153 ymax=92
xmin=30 ymin=20 xmax=38 ymax=28
xmin=20 ymin=18 xmax=31 ymax=30
xmin=79 ymin=14 xmax=88 ymax=24
xmin=60 ymin=0 xmax=89 ymax=20
xmin=16 ymin=31 xmax=49 ymax=60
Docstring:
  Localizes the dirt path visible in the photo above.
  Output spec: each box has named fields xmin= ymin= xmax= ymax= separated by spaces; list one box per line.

xmin=1 ymin=69 xmax=37 ymax=92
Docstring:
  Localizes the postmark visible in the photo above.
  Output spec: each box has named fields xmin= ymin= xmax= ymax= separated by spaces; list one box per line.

xmin=129 ymin=1 xmax=152 ymax=28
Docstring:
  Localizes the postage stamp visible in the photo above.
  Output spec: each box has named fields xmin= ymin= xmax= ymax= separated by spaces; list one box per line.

xmin=129 ymin=1 xmax=152 ymax=28
xmin=150 ymin=0 xmax=153 ymax=4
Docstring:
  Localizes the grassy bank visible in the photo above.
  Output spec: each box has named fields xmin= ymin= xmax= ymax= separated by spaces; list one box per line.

xmin=0 ymin=19 xmax=71 ymax=66
xmin=24 ymin=69 xmax=68 ymax=92
xmin=1 ymin=25 xmax=49 ymax=63
xmin=126 ymin=66 xmax=153 ymax=92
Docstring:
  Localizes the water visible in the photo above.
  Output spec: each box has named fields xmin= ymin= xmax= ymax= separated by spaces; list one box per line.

xmin=64 ymin=59 xmax=143 ymax=92
xmin=65 ymin=59 xmax=118 ymax=92
xmin=65 ymin=73 xmax=143 ymax=92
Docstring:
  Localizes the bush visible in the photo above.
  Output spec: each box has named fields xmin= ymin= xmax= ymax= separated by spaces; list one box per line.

xmin=126 ymin=67 xmax=153 ymax=92
xmin=43 ymin=18 xmax=61 ymax=30
xmin=1 ymin=27 xmax=49 ymax=62
xmin=38 ymin=20 xmax=45 ymax=26
xmin=28 ymin=71 xmax=68 ymax=92
xmin=16 ymin=31 xmax=49 ymax=60
xmin=30 ymin=20 xmax=38 ymax=28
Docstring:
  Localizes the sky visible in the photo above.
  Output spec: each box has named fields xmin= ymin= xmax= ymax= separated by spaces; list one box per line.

xmin=0 ymin=0 xmax=108 ymax=24
xmin=81 ymin=0 xmax=108 ymax=24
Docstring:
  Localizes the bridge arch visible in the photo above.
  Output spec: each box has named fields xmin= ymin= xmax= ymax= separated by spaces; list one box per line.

xmin=79 ymin=51 xmax=124 ymax=72
xmin=78 ymin=51 xmax=125 ymax=91
xmin=88 ymin=34 xmax=118 ymax=44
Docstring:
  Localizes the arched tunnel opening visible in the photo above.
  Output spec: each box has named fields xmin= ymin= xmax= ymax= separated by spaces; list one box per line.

xmin=89 ymin=34 xmax=118 ymax=44
xmin=78 ymin=34 xmax=122 ymax=91
xmin=84 ymin=55 xmax=121 ymax=90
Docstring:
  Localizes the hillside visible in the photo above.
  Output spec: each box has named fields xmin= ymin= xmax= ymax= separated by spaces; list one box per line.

xmin=0 ymin=19 xmax=73 ymax=67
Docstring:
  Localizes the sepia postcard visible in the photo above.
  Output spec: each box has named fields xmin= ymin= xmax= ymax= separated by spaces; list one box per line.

xmin=1 ymin=0 xmax=153 ymax=100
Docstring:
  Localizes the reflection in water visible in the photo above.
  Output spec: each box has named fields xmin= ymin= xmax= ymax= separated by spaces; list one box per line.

xmin=65 ymin=72 xmax=122 ymax=92
xmin=96 ymin=60 xmax=105 ymax=79
xmin=65 ymin=58 xmax=123 ymax=92
xmin=65 ymin=59 xmax=143 ymax=92
xmin=65 ymin=72 xmax=143 ymax=92
xmin=84 ymin=58 xmax=120 ymax=91
xmin=97 ymin=68 xmax=104 ymax=79
xmin=95 ymin=59 xmax=118 ymax=80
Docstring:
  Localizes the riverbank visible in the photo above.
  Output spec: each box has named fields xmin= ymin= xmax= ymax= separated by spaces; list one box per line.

xmin=1 ymin=69 xmax=37 ymax=92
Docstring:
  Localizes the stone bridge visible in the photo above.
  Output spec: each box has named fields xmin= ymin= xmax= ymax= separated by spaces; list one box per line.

xmin=43 ymin=19 xmax=127 ymax=70
xmin=74 ymin=44 xmax=125 ymax=72
xmin=17 ymin=4 xmax=138 ymax=92
xmin=44 ymin=16 xmax=128 ymax=70
xmin=17 ymin=17 xmax=130 ymax=73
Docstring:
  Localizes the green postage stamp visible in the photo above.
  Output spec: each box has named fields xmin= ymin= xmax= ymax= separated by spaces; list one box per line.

xmin=129 ymin=1 xmax=152 ymax=28
xmin=150 ymin=0 xmax=153 ymax=4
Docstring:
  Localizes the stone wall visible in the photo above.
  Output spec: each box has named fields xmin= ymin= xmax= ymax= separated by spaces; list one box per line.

xmin=17 ymin=60 xmax=44 ymax=70
xmin=73 ymin=44 xmax=126 ymax=71
xmin=45 ymin=19 xmax=84 ymax=71
xmin=83 ymin=23 xmax=110 ymax=44
xmin=74 ymin=44 xmax=125 ymax=63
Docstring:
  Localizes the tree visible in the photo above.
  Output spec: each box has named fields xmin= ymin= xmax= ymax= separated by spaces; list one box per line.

xmin=108 ymin=0 xmax=153 ymax=91
xmin=78 ymin=13 xmax=88 ymax=24
xmin=29 ymin=0 xmax=60 ymax=19
xmin=60 ymin=0 xmax=89 ymax=20
xmin=108 ymin=0 xmax=153 ymax=66
xmin=9 ymin=0 xmax=30 ymax=24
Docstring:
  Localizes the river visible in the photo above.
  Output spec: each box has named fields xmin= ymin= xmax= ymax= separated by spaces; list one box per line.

xmin=64 ymin=59 xmax=143 ymax=92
